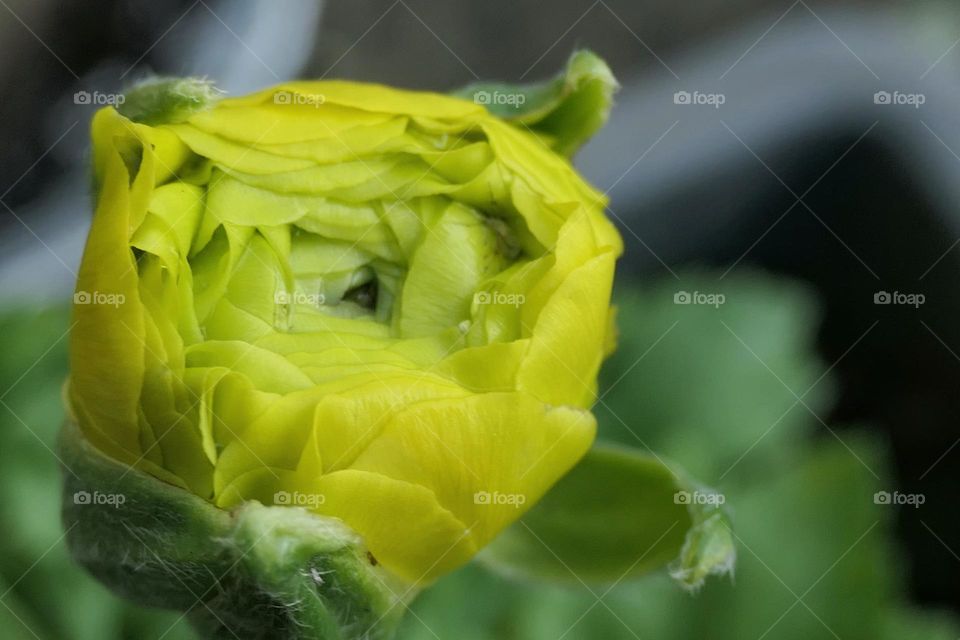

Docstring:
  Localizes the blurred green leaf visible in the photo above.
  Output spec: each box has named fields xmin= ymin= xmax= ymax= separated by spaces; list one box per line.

xmin=480 ymin=443 xmax=733 ymax=589
xmin=597 ymin=273 xmax=831 ymax=481
xmin=594 ymin=432 xmax=957 ymax=640
xmin=3 ymin=273 xmax=957 ymax=640
xmin=879 ymin=607 xmax=960 ymax=640
xmin=0 ymin=307 xmax=198 ymax=640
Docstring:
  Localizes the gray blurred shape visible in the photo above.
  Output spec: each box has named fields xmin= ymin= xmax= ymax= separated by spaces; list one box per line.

xmin=577 ymin=8 xmax=960 ymax=271
xmin=5 ymin=6 xmax=960 ymax=299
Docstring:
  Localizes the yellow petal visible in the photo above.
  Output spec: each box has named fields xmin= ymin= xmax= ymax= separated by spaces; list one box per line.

xmin=308 ymin=469 xmax=476 ymax=584
xmin=518 ymin=250 xmax=616 ymax=407
xmin=348 ymin=392 xmax=596 ymax=549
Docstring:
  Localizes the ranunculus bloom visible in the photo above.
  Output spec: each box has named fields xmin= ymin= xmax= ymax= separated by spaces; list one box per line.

xmin=69 ymin=79 xmax=622 ymax=583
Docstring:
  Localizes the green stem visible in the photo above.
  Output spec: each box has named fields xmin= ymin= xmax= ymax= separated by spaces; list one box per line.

xmin=60 ymin=423 xmax=412 ymax=640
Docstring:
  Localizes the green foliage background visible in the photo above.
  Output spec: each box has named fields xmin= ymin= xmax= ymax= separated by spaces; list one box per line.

xmin=0 ymin=272 xmax=955 ymax=639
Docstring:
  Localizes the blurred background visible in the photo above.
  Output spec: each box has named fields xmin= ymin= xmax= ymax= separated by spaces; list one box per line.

xmin=2 ymin=1 xmax=960 ymax=638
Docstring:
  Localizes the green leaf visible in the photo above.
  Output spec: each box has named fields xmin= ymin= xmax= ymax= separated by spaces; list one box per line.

xmin=0 ymin=580 xmax=52 ymax=640
xmin=453 ymin=50 xmax=618 ymax=156
xmin=478 ymin=443 xmax=734 ymax=589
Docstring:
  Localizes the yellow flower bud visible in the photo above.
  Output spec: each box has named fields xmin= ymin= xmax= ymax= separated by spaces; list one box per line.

xmin=69 ymin=62 xmax=621 ymax=584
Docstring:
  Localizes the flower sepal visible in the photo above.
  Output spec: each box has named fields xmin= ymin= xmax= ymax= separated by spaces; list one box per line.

xmin=453 ymin=49 xmax=618 ymax=156
xmin=477 ymin=442 xmax=735 ymax=590
xmin=60 ymin=421 xmax=410 ymax=640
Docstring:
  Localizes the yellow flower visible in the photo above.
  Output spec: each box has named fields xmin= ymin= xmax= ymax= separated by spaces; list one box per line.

xmin=68 ymin=70 xmax=622 ymax=584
